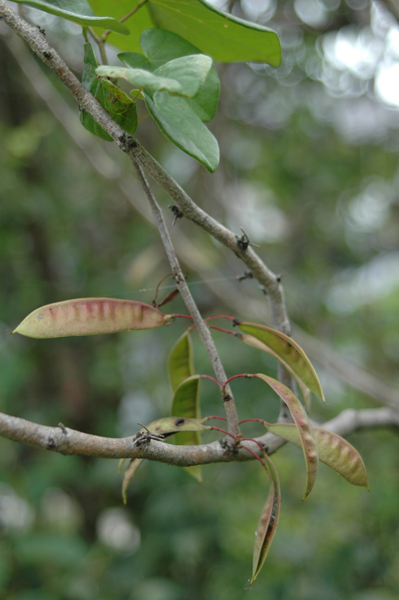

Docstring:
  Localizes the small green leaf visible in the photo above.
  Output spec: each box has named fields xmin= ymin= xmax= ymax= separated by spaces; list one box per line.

xmin=97 ymin=54 xmax=211 ymax=98
xmin=171 ymin=375 xmax=202 ymax=482
xmin=251 ymin=373 xmax=318 ymax=499
xmin=237 ymin=322 xmax=325 ymax=402
xmin=121 ymin=459 xmax=144 ymax=504
xmin=168 ymin=331 xmax=195 ymax=392
xmin=13 ymin=0 xmax=130 ymax=34
xmin=13 ymin=298 xmax=172 ymax=338
xmin=81 ymin=44 xmax=137 ymax=140
xmin=266 ymin=423 xmax=369 ymax=489
xmin=141 ymin=416 xmax=211 ymax=436
xmin=250 ymin=454 xmax=281 ymax=586
xmin=144 ymin=92 xmax=219 ymax=172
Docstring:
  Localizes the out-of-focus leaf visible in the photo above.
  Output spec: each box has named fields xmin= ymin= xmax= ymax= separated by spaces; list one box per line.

xmin=241 ymin=333 xmax=312 ymax=411
xmin=13 ymin=0 xmax=130 ymax=34
xmin=171 ymin=375 xmax=202 ymax=482
xmin=251 ymin=373 xmax=318 ymax=499
xmin=267 ymin=423 xmax=369 ymax=489
xmin=89 ymin=0 xmax=281 ymax=65
xmin=13 ymin=298 xmax=172 ymax=338
xmin=250 ymin=452 xmax=281 ymax=586
xmin=120 ymin=29 xmax=220 ymax=122
xmin=237 ymin=322 xmax=325 ymax=402
xmin=96 ymin=54 xmax=212 ymax=98
xmin=144 ymin=92 xmax=219 ymax=172
xmin=168 ymin=331 xmax=194 ymax=391
xmin=81 ymin=43 xmax=137 ymax=141
xmin=122 ymin=459 xmax=144 ymax=504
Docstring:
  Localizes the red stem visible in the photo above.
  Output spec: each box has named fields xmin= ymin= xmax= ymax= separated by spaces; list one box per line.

xmin=239 ymin=418 xmax=267 ymax=425
xmin=205 ymin=416 xmax=227 ymax=422
xmin=204 ymin=315 xmax=235 ymax=322
xmin=240 ymin=443 xmax=266 ymax=467
xmin=211 ymin=426 xmax=235 ymax=439
xmin=172 ymin=314 xmax=194 ymax=320
xmin=209 ymin=326 xmax=237 ymax=336
xmin=201 ymin=375 xmax=222 ymax=389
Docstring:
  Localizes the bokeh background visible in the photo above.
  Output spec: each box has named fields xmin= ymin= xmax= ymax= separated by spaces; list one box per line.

xmin=0 ymin=0 xmax=399 ymax=598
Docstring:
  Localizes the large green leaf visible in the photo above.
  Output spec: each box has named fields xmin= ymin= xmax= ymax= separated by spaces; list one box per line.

xmin=81 ymin=43 xmax=138 ymax=141
xmin=171 ymin=375 xmax=202 ymax=482
xmin=13 ymin=0 xmax=129 ymax=34
xmin=97 ymin=53 xmax=212 ymax=98
xmin=144 ymin=92 xmax=219 ymax=172
xmin=89 ymin=0 xmax=281 ymax=65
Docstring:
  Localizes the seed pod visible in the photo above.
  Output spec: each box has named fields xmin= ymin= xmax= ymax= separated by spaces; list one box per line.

xmin=13 ymin=298 xmax=173 ymax=339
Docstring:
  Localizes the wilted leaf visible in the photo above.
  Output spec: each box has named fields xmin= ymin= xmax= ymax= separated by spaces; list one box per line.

xmin=250 ymin=453 xmax=281 ymax=586
xmin=251 ymin=373 xmax=318 ymax=499
xmin=141 ymin=416 xmax=211 ymax=436
xmin=242 ymin=334 xmax=312 ymax=410
xmin=171 ymin=375 xmax=202 ymax=482
xmin=13 ymin=0 xmax=130 ymax=33
xmin=121 ymin=458 xmax=144 ymax=504
xmin=13 ymin=298 xmax=172 ymax=338
xmin=267 ymin=423 xmax=369 ymax=489
xmin=237 ymin=322 xmax=325 ymax=402
xmin=81 ymin=43 xmax=137 ymax=141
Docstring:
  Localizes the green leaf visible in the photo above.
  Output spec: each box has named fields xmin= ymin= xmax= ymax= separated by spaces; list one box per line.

xmin=81 ymin=44 xmax=137 ymax=140
xmin=97 ymin=54 xmax=212 ymax=98
xmin=250 ymin=454 xmax=281 ymax=586
xmin=251 ymin=373 xmax=319 ymax=499
xmin=13 ymin=0 xmax=129 ymax=34
xmin=237 ymin=322 xmax=325 ymax=402
xmin=171 ymin=375 xmax=202 ymax=481
xmin=144 ymin=92 xmax=219 ymax=172
xmin=141 ymin=416 xmax=211 ymax=436
xmin=241 ymin=334 xmax=312 ymax=411
xmin=168 ymin=331 xmax=194 ymax=392
xmin=13 ymin=298 xmax=172 ymax=338
xmin=121 ymin=459 xmax=144 ymax=504
xmin=89 ymin=0 xmax=281 ymax=65
xmin=266 ymin=423 xmax=369 ymax=489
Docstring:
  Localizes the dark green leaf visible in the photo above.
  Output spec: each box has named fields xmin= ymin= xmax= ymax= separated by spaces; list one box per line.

xmin=81 ymin=44 xmax=137 ymax=140
xmin=13 ymin=0 xmax=129 ymax=34
xmin=144 ymin=92 xmax=219 ymax=172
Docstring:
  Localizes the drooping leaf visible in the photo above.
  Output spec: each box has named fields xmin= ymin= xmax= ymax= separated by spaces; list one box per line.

xmin=241 ymin=334 xmax=312 ymax=411
xmin=121 ymin=458 xmax=144 ymax=504
xmin=266 ymin=423 xmax=369 ymax=489
xmin=237 ymin=322 xmax=325 ymax=402
xmin=140 ymin=416 xmax=211 ymax=436
xmin=171 ymin=375 xmax=202 ymax=482
xmin=13 ymin=0 xmax=130 ymax=34
xmin=144 ymin=92 xmax=219 ymax=172
xmin=81 ymin=43 xmax=137 ymax=141
xmin=168 ymin=330 xmax=194 ymax=392
xmin=250 ymin=453 xmax=281 ymax=586
xmin=89 ymin=0 xmax=281 ymax=65
xmin=13 ymin=298 xmax=172 ymax=338
xmin=251 ymin=373 xmax=318 ymax=499
xmin=120 ymin=29 xmax=220 ymax=122
xmin=97 ymin=53 xmax=212 ymax=98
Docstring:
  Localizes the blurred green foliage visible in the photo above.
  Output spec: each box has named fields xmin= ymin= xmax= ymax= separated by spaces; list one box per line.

xmin=1 ymin=0 xmax=399 ymax=598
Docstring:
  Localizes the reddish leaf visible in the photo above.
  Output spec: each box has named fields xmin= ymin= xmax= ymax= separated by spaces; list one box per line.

xmin=252 ymin=373 xmax=318 ymax=499
xmin=267 ymin=423 xmax=369 ymax=489
xmin=13 ymin=298 xmax=172 ymax=338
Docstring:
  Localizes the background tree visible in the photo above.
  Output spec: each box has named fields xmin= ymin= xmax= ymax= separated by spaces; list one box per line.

xmin=0 ymin=0 xmax=399 ymax=598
